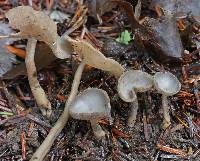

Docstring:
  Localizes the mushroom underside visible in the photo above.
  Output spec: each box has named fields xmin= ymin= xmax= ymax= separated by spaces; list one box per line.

xmin=69 ymin=88 xmax=111 ymax=120
xmin=118 ymin=70 xmax=153 ymax=102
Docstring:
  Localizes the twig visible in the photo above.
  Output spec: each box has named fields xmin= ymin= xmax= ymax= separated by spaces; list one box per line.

xmin=25 ymin=38 xmax=52 ymax=117
xmin=30 ymin=61 xmax=85 ymax=161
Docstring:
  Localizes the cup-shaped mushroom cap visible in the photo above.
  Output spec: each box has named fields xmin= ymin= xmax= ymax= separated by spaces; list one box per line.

xmin=6 ymin=6 xmax=57 ymax=46
xmin=69 ymin=88 xmax=111 ymax=120
xmin=5 ymin=6 xmax=72 ymax=59
xmin=118 ymin=70 xmax=153 ymax=102
xmin=153 ymin=72 xmax=181 ymax=96
xmin=51 ymin=36 xmax=73 ymax=59
xmin=67 ymin=38 xmax=124 ymax=77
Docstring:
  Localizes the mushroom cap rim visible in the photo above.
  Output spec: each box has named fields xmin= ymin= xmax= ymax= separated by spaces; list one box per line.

xmin=69 ymin=88 xmax=111 ymax=120
xmin=117 ymin=70 xmax=153 ymax=102
xmin=153 ymin=71 xmax=181 ymax=96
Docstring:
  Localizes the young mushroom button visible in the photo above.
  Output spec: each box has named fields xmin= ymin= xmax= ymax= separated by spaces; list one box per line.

xmin=118 ymin=70 xmax=153 ymax=127
xmin=153 ymin=72 xmax=181 ymax=129
xmin=69 ymin=88 xmax=111 ymax=139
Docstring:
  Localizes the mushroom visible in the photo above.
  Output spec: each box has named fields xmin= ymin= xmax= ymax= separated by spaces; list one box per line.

xmin=118 ymin=70 xmax=153 ymax=127
xmin=0 ymin=6 xmax=73 ymax=116
xmin=5 ymin=6 xmax=72 ymax=59
xmin=153 ymin=71 xmax=181 ymax=128
xmin=69 ymin=88 xmax=111 ymax=138
xmin=30 ymin=37 xmax=124 ymax=161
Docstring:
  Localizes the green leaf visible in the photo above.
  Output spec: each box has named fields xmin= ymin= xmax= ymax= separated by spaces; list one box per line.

xmin=0 ymin=111 xmax=14 ymax=116
xmin=116 ymin=30 xmax=131 ymax=45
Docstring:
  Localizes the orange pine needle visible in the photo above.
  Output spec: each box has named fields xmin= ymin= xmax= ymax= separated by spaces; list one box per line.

xmin=56 ymin=94 xmax=65 ymax=101
xmin=177 ymin=19 xmax=186 ymax=31
xmin=111 ymin=128 xmax=129 ymax=138
xmin=155 ymin=5 xmax=163 ymax=17
xmin=5 ymin=45 xmax=26 ymax=59
xmin=20 ymin=128 xmax=26 ymax=160
xmin=27 ymin=122 xmax=34 ymax=137
xmin=157 ymin=143 xmax=187 ymax=156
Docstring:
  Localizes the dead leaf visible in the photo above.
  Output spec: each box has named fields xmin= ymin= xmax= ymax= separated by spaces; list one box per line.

xmin=143 ymin=16 xmax=183 ymax=62
xmin=151 ymin=0 xmax=200 ymax=18
xmin=87 ymin=0 xmax=116 ymax=19
xmin=2 ymin=43 xmax=56 ymax=80
xmin=0 ymin=22 xmax=16 ymax=77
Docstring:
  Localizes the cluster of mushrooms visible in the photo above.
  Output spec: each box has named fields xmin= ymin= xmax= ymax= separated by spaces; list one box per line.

xmin=0 ymin=6 xmax=181 ymax=161
xmin=69 ymin=70 xmax=181 ymax=139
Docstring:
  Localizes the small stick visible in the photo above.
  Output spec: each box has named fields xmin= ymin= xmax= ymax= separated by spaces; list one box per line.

xmin=30 ymin=61 xmax=86 ymax=161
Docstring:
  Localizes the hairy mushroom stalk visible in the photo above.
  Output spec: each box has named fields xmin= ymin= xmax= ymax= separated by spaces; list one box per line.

xmin=30 ymin=38 xmax=124 ymax=161
xmin=26 ymin=38 xmax=52 ymax=116
xmin=153 ymin=71 xmax=181 ymax=128
xmin=69 ymin=88 xmax=111 ymax=139
xmin=118 ymin=70 xmax=153 ymax=127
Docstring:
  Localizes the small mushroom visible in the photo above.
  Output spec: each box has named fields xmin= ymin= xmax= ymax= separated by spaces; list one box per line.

xmin=153 ymin=71 xmax=181 ymax=128
xmin=69 ymin=88 xmax=111 ymax=138
xmin=118 ymin=70 xmax=153 ymax=127
xmin=1 ymin=6 xmax=73 ymax=117
xmin=5 ymin=6 xmax=72 ymax=59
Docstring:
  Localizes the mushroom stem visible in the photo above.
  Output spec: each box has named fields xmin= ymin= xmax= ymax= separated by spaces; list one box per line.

xmin=128 ymin=99 xmax=139 ymax=127
xmin=90 ymin=119 xmax=105 ymax=139
xmin=30 ymin=61 xmax=86 ymax=161
xmin=162 ymin=95 xmax=171 ymax=128
xmin=25 ymin=38 xmax=52 ymax=117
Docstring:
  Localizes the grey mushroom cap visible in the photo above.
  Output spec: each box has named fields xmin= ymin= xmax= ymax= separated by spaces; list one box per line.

xmin=153 ymin=72 xmax=181 ymax=96
xmin=69 ymin=88 xmax=111 ymax=120
xmin=51 ymin=36 xmax=73 ymax=59
xmin=118 ymin=70 xmax=153 ymax=102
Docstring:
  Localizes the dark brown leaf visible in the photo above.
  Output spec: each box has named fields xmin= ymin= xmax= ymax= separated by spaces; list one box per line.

xmin=2 ymin=43 xmax=56 ymax=80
